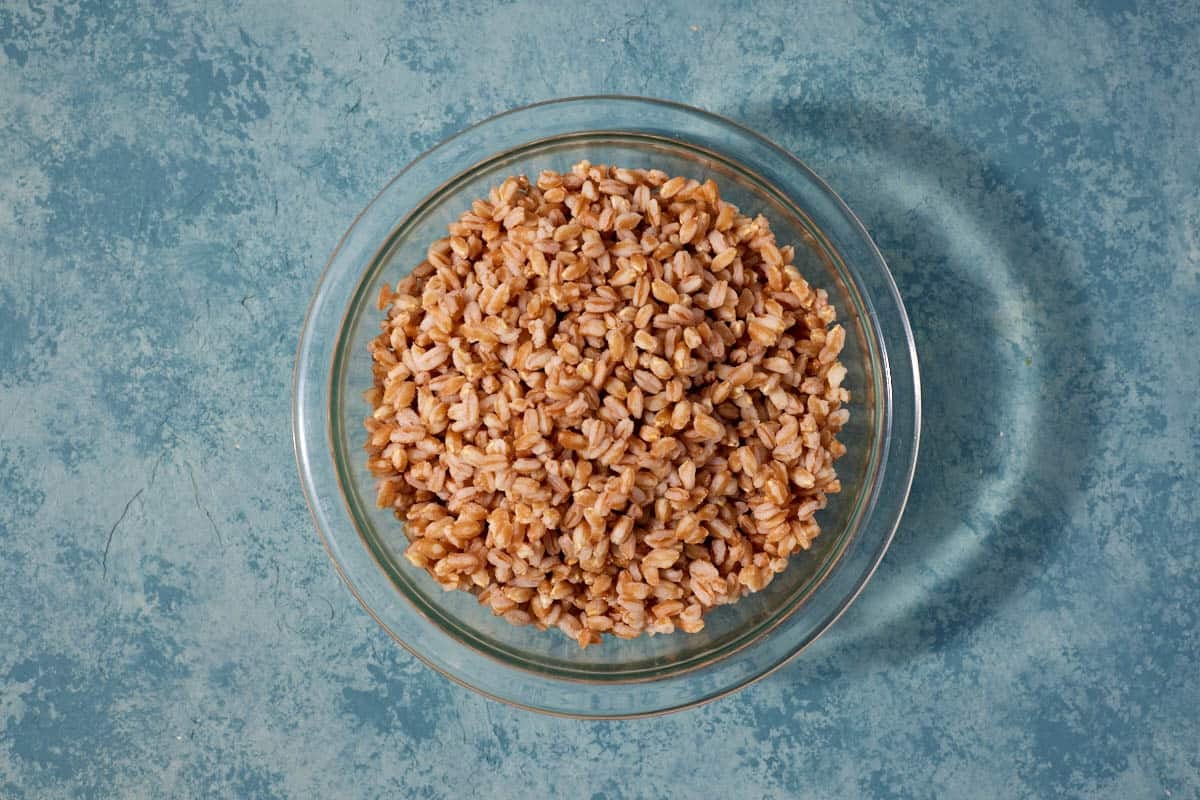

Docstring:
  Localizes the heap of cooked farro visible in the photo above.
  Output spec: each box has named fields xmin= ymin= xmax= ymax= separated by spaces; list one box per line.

xmin=364 ymin=161 xmax=849 ymax=647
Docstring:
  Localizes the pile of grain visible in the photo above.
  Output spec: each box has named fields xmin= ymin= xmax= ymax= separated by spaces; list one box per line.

xmin=364 ymin=161 xmax=849 ymax=646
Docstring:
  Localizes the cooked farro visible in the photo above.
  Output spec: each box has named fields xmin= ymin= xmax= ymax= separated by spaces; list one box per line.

xmin=364 ymin=161 xmax=850 ymax=647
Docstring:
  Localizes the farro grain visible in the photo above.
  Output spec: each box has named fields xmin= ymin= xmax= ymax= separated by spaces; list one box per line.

xmin=364 ymin=162 xmax=850 ymax=646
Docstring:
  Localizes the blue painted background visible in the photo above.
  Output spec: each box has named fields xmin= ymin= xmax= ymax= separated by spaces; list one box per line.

xmin=2 ymin=1 xmax=1198 ymax=797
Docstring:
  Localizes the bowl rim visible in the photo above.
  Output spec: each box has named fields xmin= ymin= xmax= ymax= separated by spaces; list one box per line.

xmin=293 ymin=94 xmax=922 ymax=718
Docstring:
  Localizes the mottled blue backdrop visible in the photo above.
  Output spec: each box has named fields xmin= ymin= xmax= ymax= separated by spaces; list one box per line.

xmin=2 ymin=1 xmax=1198 ymax=797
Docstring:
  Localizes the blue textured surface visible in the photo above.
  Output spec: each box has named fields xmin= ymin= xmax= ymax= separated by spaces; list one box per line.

xmin=2 ymin=2 xmax=1198 ymax=797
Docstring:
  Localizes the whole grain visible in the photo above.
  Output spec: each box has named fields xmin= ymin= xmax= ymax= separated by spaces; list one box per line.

xmin=364 ymin=161 xmax=850 ymax=647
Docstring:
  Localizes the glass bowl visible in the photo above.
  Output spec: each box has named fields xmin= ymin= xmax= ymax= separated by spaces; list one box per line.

xmin=293 ymin=96 xmax=920 ymax=717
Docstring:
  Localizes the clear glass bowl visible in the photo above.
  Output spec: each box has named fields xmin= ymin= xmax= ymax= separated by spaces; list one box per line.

xmin=293 ymin=96 xmax=920 ymax=717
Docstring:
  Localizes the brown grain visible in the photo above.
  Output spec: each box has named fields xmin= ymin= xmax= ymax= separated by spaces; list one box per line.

xmin=364 ymin=161 xmax=850 ymax=646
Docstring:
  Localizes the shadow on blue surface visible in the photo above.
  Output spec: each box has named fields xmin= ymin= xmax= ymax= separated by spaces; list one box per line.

xmin=739 ymin=101 xmax=1099 ymax=675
